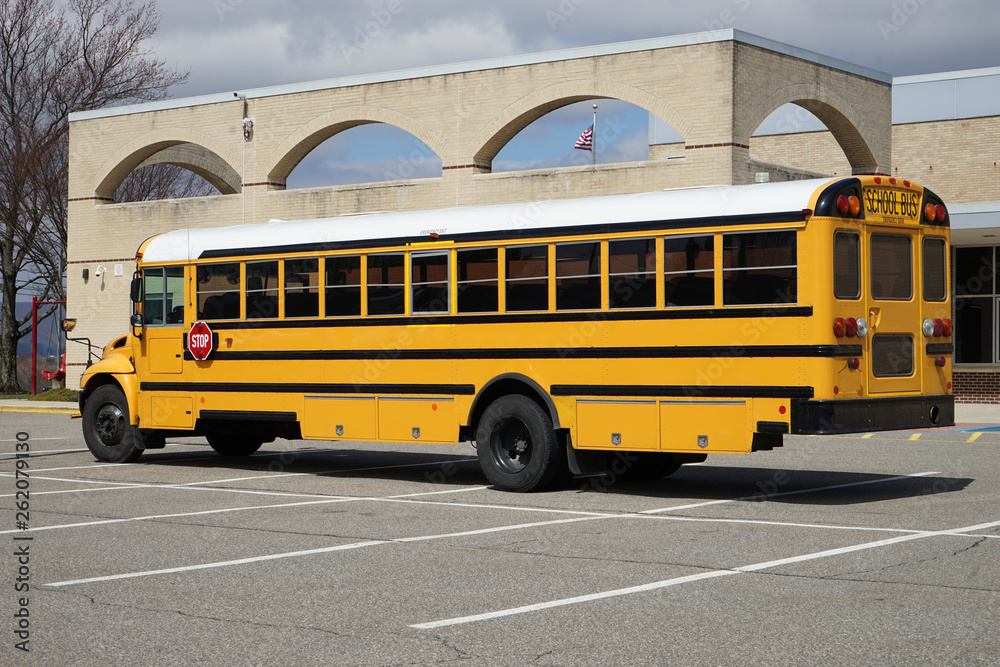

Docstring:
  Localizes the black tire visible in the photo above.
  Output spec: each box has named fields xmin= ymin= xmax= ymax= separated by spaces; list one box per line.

xmin=82 ymin=385 xmax=143 ymax=463
xmin=207 ymin=433 xmax=263 ymax=457
xmin=476 ymin=395 xmax=564 ymax=492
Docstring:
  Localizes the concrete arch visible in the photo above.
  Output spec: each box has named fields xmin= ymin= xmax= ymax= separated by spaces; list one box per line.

xmin=744 ymin=84 xmax=882 ymax=175
xmin=94 ymin=128 xmax=240 ymax=200
xmin=132 ymin=144 xmax=241 ymax=195
xmin=469 ymin=80 xmax=694 ymax=169
xmin=264 ymin=105 xmax=447 ymax=186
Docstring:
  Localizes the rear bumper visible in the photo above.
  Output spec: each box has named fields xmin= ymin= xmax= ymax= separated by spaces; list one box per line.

xmin=791 ymin=394 xmax=954 ymax=435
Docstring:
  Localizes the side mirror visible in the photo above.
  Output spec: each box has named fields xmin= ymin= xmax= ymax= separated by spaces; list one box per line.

xmin=130 ymin=313 xmax=143 ymax=327
xmin=129 ymin=277 xmax=142 ymax=303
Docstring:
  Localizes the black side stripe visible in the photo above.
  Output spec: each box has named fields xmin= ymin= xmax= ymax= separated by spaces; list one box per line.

xmin=550 ymin=385 xmax=815 ymax=399
xmin=140 ymin=382 xmax=476 ymax=395
xmin=183 ymin=344 xmax=863 ymax=362
xmin=925 ymin=343 xmax=954 ymax=355
xmin=194 ymin=305 xmax=813 ymax=330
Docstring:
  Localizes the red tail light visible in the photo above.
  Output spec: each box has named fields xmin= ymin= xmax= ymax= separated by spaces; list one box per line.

xmin=935 ymin=204 xmax=946 ymax=223
xmin=933 ymin=319 xmax=944 ymax=337
xmin=836 ymin=195 xmax=861 ymax=217
xmin=924 ymin=203 xmax=937 ymax=222
xmin=845 ymin=318 xmax=858 ymax=337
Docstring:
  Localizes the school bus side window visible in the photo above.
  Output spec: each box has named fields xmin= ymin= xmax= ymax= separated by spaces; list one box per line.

xmin=609 ymin=238 xmax=656 ymax=309
xmin=457 ymin=248 xmax=499 ymax=313
xmin=833 ymin=231 xmax=861 ymax=299
xmin=664 ymin=235 xmax=714 ymax=307
xmin=326 ymin=255 xmax=362 ymax=317
xmin=285 ymin=258 xmax=320 ymax=318
xmin=506 ymin=244 xmax=548 ymax=312
xmin=723 ymin=231 xmax=797 ymax=305
xmin=196 ymin=263 xmax=240 ymax=320
xmin=556 ymin=242 xmax=601 ymax=310
xmin=411 ymin=251 xmax=449 ymax=314
xmin=368 ymin=253 xmax=405 ymax=316
xmin=142 ymin=268 xmax=184 ymax=326
xmin=923 ymin=237 xmax=947 ymax=301
xmin=246 ymin=261 xmax=279 ymax=319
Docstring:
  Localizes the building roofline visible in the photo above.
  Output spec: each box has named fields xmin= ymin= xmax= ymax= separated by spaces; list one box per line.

xmin=894 ymin=66 xmax=1000 ymax=86
xmin=950 ymin=201 xmax=1000 ymax=215
xmin=69 ymin=29 xmax=890 ymax=123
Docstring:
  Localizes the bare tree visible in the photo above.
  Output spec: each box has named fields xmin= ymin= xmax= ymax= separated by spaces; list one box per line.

xmin=115 ymin=164 xmax=217 ymax=203
xmin=0 ymin=0 xmax=188 ymax=392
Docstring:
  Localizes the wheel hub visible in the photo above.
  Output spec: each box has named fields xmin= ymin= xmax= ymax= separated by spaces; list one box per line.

xmin=95 ymin=404 xmax=125 ymax=445
xmin=493 ymin=422 xmax=532 ymax=473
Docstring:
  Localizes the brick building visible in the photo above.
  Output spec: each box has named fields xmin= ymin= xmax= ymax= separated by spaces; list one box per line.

xmin=65 ymin=30 xmax=999 ymax=401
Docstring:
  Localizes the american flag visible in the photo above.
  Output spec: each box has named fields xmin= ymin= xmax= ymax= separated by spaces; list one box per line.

xmin=574 ymin=125 xmax=593 ymax=151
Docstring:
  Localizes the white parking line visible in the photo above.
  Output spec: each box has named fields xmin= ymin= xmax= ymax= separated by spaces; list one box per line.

xmin=47 ymin=540 xmax=387 ymax=586
xmin=0 ymin=457 xmax=481 ymax=499
xmin=410 ymin=518 xmax=1000 ymax=629
xmin=43 ymin=471 xmax=952 ymax=588
xmin=0 ymin=447 xmax=88 ymax=457
xmin=0 ymin=437 xmax=70 ymax=443
xmin=45 ymin=514 xmax=606 ymax=587
xmin=0 ymin=485 xmax=492 ymax=536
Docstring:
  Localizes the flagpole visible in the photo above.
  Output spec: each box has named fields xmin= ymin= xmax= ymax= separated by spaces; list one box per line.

xmin=592 ymin=103 xmax=598 ymax=167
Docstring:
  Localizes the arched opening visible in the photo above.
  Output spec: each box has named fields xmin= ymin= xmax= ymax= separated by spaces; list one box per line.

xmin=285 ymin=123 xmax=442 ymax=188
xmin=492 ymin=99 xmax=671 ymax=172
xmin=115 ymin=165 xmax=218 ymax=202
xmin=97 ymin=141 xmax=240 ymax=201
xmin=749 ymin=103 xmax=850 ymax=181
xmin=468 ymin=83 xmax=693 ymax=174
xmin=744 ymin=86 xmax=884 ymax=180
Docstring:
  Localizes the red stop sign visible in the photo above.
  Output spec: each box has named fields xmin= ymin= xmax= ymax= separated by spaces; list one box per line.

xmin=187 ymin=321 xmax=214 ymax=361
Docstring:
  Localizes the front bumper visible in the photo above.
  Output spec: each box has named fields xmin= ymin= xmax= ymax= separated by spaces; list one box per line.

xmin=791 ymin=394 xmax=954 ymax=435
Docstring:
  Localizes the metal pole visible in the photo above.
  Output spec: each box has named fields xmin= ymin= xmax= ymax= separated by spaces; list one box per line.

xmin=592 ymin=104 xmax=598 ymax=167
xmin=31 ymin=295 xmax=37 ymax=395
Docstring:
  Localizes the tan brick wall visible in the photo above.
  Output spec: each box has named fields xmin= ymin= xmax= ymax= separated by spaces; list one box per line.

xmin=751 ymin=116 xmax=1000 ymax=205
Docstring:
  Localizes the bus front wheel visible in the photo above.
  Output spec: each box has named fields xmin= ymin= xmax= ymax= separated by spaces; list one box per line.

xmin=476 ymin=395 xmax=563 ymax=492
xmin=82 ymin=385 xmax=143 ymax=463
xmin=207 ymin=433 xmax=263 ymax=457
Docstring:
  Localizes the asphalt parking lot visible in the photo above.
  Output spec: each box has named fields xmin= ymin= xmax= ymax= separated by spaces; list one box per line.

xmin=2 ymin=411 xmax=999 ymax=666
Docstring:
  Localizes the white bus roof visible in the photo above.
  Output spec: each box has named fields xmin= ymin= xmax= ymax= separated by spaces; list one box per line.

xmin=141 ymin=177 xmax=837 ymax=263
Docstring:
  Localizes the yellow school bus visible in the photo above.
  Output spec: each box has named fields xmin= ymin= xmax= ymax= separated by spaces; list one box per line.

xmin=79 ymin=176 xmax=954 ymax=491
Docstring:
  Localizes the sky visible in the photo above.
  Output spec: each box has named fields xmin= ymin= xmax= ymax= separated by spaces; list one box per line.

xmin=141 ymin=0 xmax=1000 ymax=187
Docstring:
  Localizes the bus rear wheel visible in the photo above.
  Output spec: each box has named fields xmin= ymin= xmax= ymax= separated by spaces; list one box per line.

xmin=206 ymin=433 xmax=263 ymax=457
xmin=476 ymin=395 xmax=563 ymax=492
xmin=82 ymin=385 xmax=143 ymax=463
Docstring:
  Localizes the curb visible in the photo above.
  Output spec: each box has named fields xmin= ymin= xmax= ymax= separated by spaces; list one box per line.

xmin=0 ymin=405 xmax=79 ymax=415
